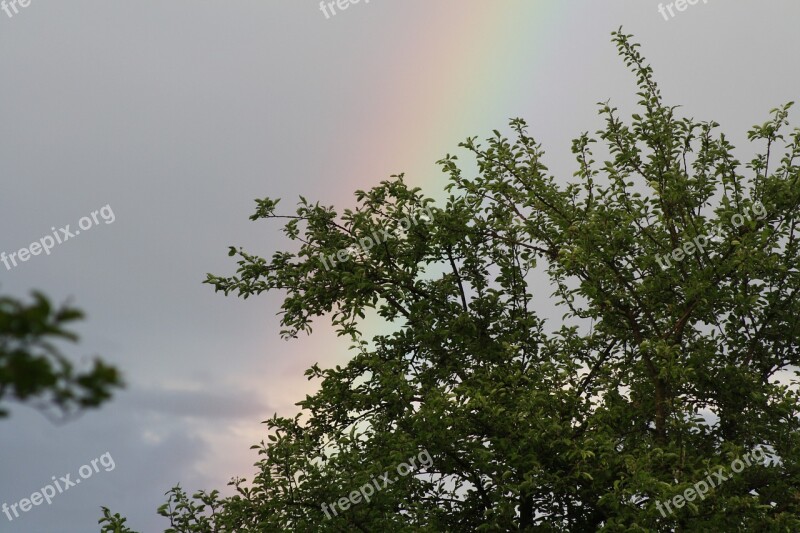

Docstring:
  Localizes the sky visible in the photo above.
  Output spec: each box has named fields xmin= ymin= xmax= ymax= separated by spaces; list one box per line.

xmin=1 ymin=1 xmax=799 ymax=530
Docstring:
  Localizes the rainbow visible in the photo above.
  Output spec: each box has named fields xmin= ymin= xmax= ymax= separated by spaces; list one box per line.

xmin=250 ymin=0 xmax=566 ymax=445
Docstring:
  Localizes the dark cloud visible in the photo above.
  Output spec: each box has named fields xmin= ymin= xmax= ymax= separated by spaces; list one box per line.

xmin=126 ymin=386 xmax=272 ymax=421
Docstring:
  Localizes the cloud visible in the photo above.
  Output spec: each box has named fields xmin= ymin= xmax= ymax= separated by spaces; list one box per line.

xmin=125 ymin=386 xmax=272 ymax=421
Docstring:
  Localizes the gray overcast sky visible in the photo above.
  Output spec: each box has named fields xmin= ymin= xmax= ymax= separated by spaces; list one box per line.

xmin=1 ymin=1 xmax=799 ymax=530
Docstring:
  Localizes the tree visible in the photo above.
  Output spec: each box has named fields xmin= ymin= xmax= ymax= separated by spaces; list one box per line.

xmin=103 ymin=29 xmax=800 ymax=531
xmin=0 ymin=291 xmax=123 ymax=421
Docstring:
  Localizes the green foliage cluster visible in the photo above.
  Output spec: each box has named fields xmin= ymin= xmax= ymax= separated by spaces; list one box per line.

xmin=103 ymin=30 xmax=800 ymax=531
xmin=0 ymin=291 xmax=122 ymax=421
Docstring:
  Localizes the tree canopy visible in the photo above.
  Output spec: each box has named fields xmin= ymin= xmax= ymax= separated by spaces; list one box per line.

xmin=103 ymin=30 xmax=800 ymax=532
